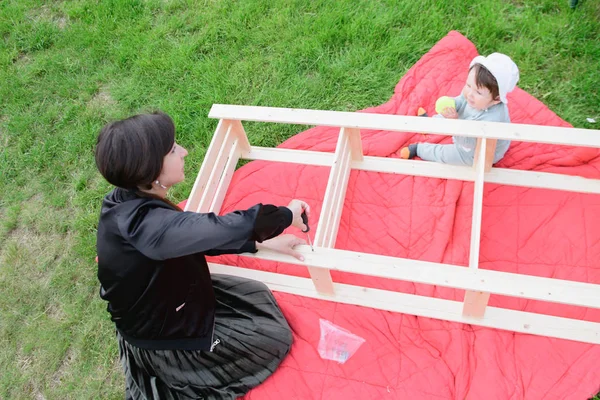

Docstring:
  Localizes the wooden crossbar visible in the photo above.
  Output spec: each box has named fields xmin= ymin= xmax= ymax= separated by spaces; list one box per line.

xmin=209 ymin=104 xmax=600 ymax=148
xmin=240 ymin=147 xmax=600 ymax=195
xmin=462 ymin=138 xmax=491 ymax=318
xmin=209 ymin=263 xmax=600 ymax=345
xmin=185 ymin=104 xmax=600 ymax=344
xmin=237 ymin=246 xmax=600 ymax=310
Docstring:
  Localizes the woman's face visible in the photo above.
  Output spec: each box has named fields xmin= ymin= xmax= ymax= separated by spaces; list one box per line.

xmin=156 ymin=142 xmax=188 ymax=188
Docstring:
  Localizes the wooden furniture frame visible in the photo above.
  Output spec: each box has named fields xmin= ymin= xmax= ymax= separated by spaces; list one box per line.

xmin=185 ymin=104 xmax=600 ymax=345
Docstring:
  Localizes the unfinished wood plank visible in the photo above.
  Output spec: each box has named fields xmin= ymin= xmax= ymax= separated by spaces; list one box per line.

xmin=306 ymin=128 xmax=354 ymax=295
xmin=196 ymin=124 xmax=236 ymax=213
xmin=346 ymin=127 xmax=363 ymax=161
xmin=486 ymin=168 xmax=600 ymax=194
xmin=208 ymin=104 xmax=600 ymax=148
xmin=353 ymin=156 xmax=476 ymax=181
xmin=474 ymin=138 xmax=497 ymax=172
xmin=322 ymin=129 xmax=352 ymax=247
xmin=236 ymin=147 xmax=600 ymax=195
xmin=355 ymin=156 xmax=600 ymax=194
xmin=326 ymin=149 xmax=351 ymax=247
xmin=184 ymin=120 xmax=231 ymax=212
xmin=469 ymin=138 xmax=487 ymax=269
xmin=208 ymin=263 xmax=600 ymax=345
xmin=230 ymin=120 xmax=251 ymax=153
xmin=240 ymin=240 xmax=600 ymax=310
xmin=463 ymin=291 xmax=491 ymax=318
xmin=464 ymin=138 xmax=490 ymax=317
xmin=301 ymin=268 xmax=334 ymax=296
xmin=209 ymin=140 xmax=241 ymax=214
xmin=314 ymin=131 xmax=349 ymax=247
xmin=241 ymin=146 xmax=334 ymax=166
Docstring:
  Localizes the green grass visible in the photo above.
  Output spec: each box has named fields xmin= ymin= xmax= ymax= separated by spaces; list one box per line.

xmin=0 ymin=0 xmax=599 ymax=398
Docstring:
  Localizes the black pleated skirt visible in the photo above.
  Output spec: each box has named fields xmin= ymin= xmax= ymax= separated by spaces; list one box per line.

xmin=118 ymin=274 xmax=293 ymax=400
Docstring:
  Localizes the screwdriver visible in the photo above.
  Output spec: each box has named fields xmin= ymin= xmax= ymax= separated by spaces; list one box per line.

xmin=301 ymin=211 xmax=314 ymax=252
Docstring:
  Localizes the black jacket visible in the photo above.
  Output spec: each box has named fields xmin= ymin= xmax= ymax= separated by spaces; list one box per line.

xmin=96 ymin=188 xmax=292 ymax=350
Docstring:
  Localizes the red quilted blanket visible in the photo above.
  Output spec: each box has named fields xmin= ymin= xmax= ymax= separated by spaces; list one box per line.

xmin=199 ymin=31 xmax=600 ymax=399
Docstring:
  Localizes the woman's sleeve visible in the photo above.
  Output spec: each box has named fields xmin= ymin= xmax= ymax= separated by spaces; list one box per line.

xmin=118 ymin=203 xmax=292 ymax=260
xmin=205 ymin=241 xmax=257 ymax=256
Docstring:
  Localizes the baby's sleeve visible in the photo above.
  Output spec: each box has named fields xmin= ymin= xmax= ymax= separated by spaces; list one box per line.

xmin=476 ymin=103 xmax=511 ymax=123
xmin=453 ymin=94 xmax=467 ymax=113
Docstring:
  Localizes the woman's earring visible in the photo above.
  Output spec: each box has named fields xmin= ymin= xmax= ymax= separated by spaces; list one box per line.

xmin=155 ymin=180 xmax=167 ymax=189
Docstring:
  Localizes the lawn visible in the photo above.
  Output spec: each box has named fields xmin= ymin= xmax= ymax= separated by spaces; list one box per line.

xmin=0 ymin=0 xmax=599 ymax=398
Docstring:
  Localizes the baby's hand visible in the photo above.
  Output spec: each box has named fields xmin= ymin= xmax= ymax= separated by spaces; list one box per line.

xmin=441 ymin=107 xmax=458 ymax=119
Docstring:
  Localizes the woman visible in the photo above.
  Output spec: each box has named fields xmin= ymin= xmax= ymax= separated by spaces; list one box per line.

xmin=95 ymin=112 xmax=308 ymax=399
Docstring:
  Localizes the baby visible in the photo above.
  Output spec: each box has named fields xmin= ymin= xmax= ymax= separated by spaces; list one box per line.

xmin=399 ymin=53 xmax=520 ymax=166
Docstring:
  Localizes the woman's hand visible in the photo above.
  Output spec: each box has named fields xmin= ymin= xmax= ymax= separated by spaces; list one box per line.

xmin=440 ymin=107 xmax=458 ymax=119
xmin=256 ymin=234 xmax=307 ymax=261
xmin=287 ymin=199 xmax=310 ymax=231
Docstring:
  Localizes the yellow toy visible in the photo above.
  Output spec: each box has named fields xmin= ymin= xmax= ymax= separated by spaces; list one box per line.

xmin=435 ymin=96 xmax=456 ymax=114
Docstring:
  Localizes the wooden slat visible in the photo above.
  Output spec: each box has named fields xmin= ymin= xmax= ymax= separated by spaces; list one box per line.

xmin=466 ymin=138 xmax=489 ymax=317
xmin=305 ymin=128 xmax=353 ymax=295
xmin=313 ymin=131 xmax=349 ymax=248
xmin=241 ymin=146 xmax=334 ymax=166
xmin=486 ymin=168 xmax=600 ymax=194
xmin=326 ymin=149 xmax=351 ymax=247
xmin=209 ymin=104 xmax=600 ymax=148
xmin=184 ymin=120 xmax=231 ymax=212
xmin=322 ymin=129 xmax=352 ymax=247
xmin=209 ymin=140 xmax=240 ymax=214
xmin=347 ymin=127 xmax=363 ymax=161
xmin=239 ymin=246 xmax=600 ymax=310
xmin=354 ymin=156 xmax=476 ymax=180
xmin=469 ymin=138 xmax=486 ymax=270
xmin=230 ymin=120 xmax=251 ymax=153
xmin=463 ymin=291 xmax=491 ymax=318
xmin=474 ymin=137 xmax=497 ymax=172
xmin=236 ymin=147 xmax=600 ymax=195
xmin=304 ymin=266 xmax=335 ymax=296
xmin=240 ymin=146 xmax=474 ymax=180
xmin=196 ymin=124 xmax=236 ymax=213
xmin=208 ymin=263 xmax=600 ymax=345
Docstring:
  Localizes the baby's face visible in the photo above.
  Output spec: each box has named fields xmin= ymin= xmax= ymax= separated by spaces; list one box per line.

xmin=462 ymin=69 xmax=500 ymax=111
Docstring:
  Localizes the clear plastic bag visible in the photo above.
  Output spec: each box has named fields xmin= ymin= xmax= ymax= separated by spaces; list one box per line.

xmin=317 ymin=319 xmax=365 ymax=364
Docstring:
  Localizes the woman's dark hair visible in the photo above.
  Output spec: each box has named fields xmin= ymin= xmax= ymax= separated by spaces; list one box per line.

xmin=95 ymin=112 xmax=175 ymax=191
xmin=470 ymin=64 xmax=500 ymax=101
